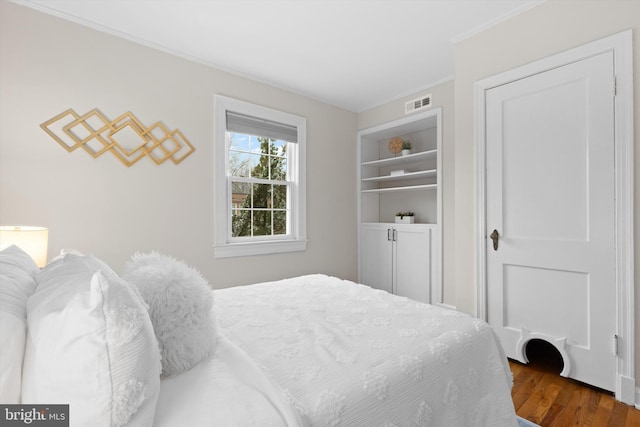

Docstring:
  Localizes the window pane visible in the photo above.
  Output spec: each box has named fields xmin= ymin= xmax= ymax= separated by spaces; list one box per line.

xmin=253 ymin=137 xmax=269 ymax=168
xmin=232 ymin=209 xmax=251 ymax=237
xmin=229 ymin=151 xmax=250 ymax=177
xmin=273 ymin=210 xmax=287 ymax=235
xmin=231 ymin=182 xmax=251 ymax=208
xmin=252 ymin=184 xmax=271 ymax=208
xmin=253 ymin=211 xmax=271 ymax=236
xmin=229 ymin=133 xmax=250 ymax=151
xmin=270 ymin=155 xmax=286 ymax=180
xmin=273 ymin=184 xmax=287 ymax=209
xmin=250 ymin=135 xmax=262 ymax=153
xmin=250 ymin=154 xmax=269 ymax=179
xmin=271 ymin=140 xmax=286 ymax=156
xmin=249 ymin=153 xmax=263 ymax=178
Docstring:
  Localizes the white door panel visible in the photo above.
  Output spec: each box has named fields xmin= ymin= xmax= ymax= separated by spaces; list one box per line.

xmin=486 ymin=51 xmax=615 ymax=391
xmin=500 ymin=79 xmax=589 ymax=242
xmin=360 ymin=224 xmax=393 ymax=294
xmin=395 ymin=226 xmax=431 ymax=303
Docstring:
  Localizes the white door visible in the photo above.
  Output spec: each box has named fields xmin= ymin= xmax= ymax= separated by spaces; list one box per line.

xmin=485 ymin=51 xmax=616 ymax=391
xmin=360 ymin=224 xmax=393 ymax=294
xmin=395 ymin=225 xmax=431 ymax=303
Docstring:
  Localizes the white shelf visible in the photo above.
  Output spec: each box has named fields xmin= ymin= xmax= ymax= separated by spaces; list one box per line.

xmin=361 ymin=169 xmax=436 ymax=183
xmin=361 ymin=222 xmax=438 ymax=227
xmin=361 ymin=184 xmax=437 ymax=193
xmin=361 ymin=148 xmax=437 ymax=168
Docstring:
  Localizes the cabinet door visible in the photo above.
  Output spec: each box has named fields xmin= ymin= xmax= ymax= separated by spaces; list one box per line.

xmin=394 ymin=225 xmax=431 ymax=303
xmin=359 ymin=224 xmax=393 ymax=294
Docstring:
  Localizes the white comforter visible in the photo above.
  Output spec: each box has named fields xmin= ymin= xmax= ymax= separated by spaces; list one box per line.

xmin=156 ymin=274 xmax=517 ymax=427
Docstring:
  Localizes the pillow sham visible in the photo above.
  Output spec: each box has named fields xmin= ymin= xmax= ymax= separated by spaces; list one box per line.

xmin=0 ymin=245 xmax=38 ymax=403
xmin=122 ymin=252 xmax=216 ymax=377
xmin=22 ymin=253 xmax=161 ymax=427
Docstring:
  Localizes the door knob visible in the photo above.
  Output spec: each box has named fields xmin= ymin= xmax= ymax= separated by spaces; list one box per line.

xmin=490 ymin=229 xmax=499 ymax=251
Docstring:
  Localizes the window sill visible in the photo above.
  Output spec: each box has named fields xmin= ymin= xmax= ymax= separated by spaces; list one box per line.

xmin=214 ymin=239 xmax=307 ymax=258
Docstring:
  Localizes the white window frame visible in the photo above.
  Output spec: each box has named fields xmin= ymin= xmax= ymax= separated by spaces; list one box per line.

xmin=214 ymin=95 xmax=306 ymax=258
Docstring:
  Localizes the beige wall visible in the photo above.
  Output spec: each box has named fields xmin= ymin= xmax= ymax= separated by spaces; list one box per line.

xmin=453 ymin=0 xmax=640 ymax=384
xmin=0 ymin=2 xmax=358 ymax=287
xmin=358 ymin=80 xmax=456 ymax=306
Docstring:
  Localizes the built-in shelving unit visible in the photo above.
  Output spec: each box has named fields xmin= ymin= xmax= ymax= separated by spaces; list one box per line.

xmin=358 ymin=109 xmax=441 ymax=224
xmin=357 ymin=107 xmax=442 ymax=305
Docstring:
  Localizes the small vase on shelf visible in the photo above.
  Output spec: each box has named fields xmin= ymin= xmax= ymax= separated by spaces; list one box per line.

xmin=395 ymin=211 xmax=415 ymax=224
xmin=401 ymin=141 xmax=412 ymax=156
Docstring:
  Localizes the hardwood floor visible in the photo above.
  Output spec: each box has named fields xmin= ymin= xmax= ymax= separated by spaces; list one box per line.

xmin=509 ymin=359 xmax=640 ymax=426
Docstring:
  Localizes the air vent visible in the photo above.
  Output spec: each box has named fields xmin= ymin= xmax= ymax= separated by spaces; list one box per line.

xmin=405 ymin=94 xmax=432 ymax=114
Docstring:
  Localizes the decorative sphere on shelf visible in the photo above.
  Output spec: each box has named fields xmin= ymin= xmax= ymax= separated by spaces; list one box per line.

xmin=388 ymin=137 xmax=403 ymax=155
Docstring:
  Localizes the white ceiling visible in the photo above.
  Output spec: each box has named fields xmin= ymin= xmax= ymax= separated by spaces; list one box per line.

xmin=15 ymin=0 xmax=543 ymax=112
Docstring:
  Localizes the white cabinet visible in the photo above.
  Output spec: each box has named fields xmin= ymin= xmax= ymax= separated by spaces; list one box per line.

xmin=358 ymin=108 xmax=442 ymax=304
xmin=360 ymin=223 xmax=432 ymax=303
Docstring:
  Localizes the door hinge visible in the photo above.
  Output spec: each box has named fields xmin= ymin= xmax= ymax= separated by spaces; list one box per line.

xmin=613 ymin=334 xmax=619 ymax=356
xmin=613 ymin=76 xmax=617 ymax=96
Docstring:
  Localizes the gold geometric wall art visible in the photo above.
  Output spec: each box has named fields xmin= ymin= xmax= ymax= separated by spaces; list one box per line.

xmin=40 ymin=108 xmax=195 ymax=166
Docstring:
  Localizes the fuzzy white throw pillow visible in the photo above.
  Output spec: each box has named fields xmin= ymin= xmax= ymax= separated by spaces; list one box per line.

xmin=123 ymin=252 xmax=216 ymax=377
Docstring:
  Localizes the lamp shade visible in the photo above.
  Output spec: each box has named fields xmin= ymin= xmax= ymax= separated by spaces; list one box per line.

xmin=0 ymin=226 xmax=49 ymax=267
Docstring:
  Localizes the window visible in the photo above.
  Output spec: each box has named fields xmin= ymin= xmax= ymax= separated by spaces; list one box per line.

xmin=214 ymin=95 xmax=306 ymax=258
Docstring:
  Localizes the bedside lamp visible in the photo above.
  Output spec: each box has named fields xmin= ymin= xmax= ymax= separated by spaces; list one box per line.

xmin=0 ymin=226 xmax=49 ymax=267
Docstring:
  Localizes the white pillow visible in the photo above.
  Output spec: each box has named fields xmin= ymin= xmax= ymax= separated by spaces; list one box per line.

xmin=0 ymin=245 xmax=38 ymax=403
xmin=22 ymin=254 xmax=161 ymax=427
xmin=122 ymin=252 xmax=216 ymax=377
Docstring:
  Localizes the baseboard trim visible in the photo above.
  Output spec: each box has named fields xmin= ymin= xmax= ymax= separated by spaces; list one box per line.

xmin=435 ymin=303 xmax=457 ymax=311
xmin=635 ymin=386 xmax=640 ymax=409
xmin=616 ymin=374 xmax=635 ymax=405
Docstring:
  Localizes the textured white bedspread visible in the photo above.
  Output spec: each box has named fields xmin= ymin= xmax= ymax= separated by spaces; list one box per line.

xmin=212 ymin=274 xmax=517 ymax=427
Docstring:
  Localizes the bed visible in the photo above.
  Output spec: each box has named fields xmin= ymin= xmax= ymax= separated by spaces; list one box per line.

xmin=1 ymin=247 xmax=518 ymax=427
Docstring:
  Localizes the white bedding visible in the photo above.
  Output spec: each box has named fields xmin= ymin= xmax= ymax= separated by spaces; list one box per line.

xmin=154 ymin=334 xmax=299 ymax=427
xmin=155 ymin=274 xmax=517 ymax=427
